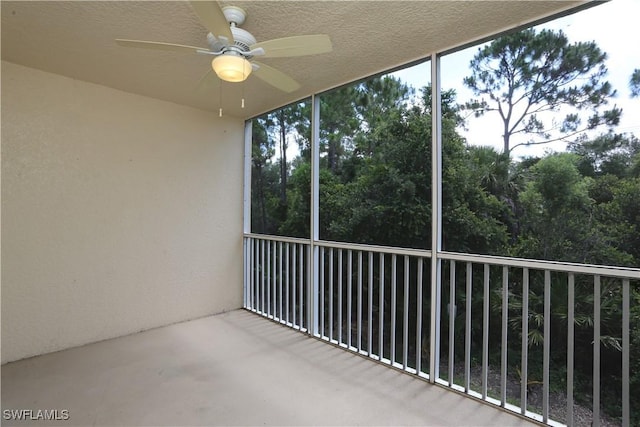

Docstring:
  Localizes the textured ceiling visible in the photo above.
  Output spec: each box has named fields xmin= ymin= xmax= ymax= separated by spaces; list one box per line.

xmin=2 ymin=1 xmax=588 ymax=119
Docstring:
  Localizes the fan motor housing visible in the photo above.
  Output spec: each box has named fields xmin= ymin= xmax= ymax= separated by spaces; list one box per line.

xmin=231 ymin=27 xmax=256 ymax=51
xmin=206 ymin=6 xmax=256 ymax=53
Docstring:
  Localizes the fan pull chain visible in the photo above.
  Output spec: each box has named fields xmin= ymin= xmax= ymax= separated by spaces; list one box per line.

xmin=218 ymin=80 xmax=223 ymax=117
xmin=241 ymin=67 xmax=246 ymax=109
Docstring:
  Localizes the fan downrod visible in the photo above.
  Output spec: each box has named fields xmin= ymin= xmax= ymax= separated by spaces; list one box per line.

xmin=222 ymin=6 xmax=246 ymax=26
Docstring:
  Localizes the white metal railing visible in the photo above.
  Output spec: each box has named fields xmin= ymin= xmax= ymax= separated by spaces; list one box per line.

xmin=243 ymin=234 xmax=311 ymax=331
xmin=436 ymin=253 xmax=638 ymax=426
xmin=244 ymin=234 xmax=639 ymax=426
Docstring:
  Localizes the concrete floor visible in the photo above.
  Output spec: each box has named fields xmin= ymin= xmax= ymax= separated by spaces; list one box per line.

xmin=2 ymin=309 xmax=536 ymax=426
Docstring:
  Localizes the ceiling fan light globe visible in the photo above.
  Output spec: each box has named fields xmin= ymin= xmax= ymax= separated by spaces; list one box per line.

xmin=212 ymin=55 xmax=252 ymax=82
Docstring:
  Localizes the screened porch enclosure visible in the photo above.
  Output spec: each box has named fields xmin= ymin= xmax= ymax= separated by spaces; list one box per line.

xmin=243 ymin=48 xmax=640 ymax=425
xmin=4 ymin=1 xmax=640 ymax=426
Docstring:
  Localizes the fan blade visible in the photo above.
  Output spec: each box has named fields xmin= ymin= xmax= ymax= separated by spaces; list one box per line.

xmin=116 ymin=39 xmax=206 ymax=54
xmin=252 ymin=61 xmax=301 ymax=93
xmin=190 ymin=1 xmax=234 ymax=44
xmin=251 ymin=35 xmax=332 ymax=58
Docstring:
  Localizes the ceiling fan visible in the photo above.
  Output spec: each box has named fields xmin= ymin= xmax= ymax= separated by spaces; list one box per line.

xmin=115 ymin=1 xmax=332 ymax=93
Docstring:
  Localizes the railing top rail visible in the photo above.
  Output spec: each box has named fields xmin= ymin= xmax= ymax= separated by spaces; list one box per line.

xmin=244 ymin=234 xmax=433 ymax=257
xmin=315 ymin=240 xmax=432 ymax=258
xmin=243 ymin=234 xmax=639 ymax=279
xmin=440 ymin=251 xmax=640 ymax=279
xmin=244 ymin=233 xmax=310 ymax=245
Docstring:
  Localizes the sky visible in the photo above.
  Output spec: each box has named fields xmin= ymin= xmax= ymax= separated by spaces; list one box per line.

xmin=392 ymin=0 xmax=640 ymax=159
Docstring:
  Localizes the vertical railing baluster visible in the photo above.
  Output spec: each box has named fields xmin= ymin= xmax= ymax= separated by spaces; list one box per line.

xmin=247 ymin=238 xmax=252 ymax=310
xmin=292 ymin=244 xmax=297 ymax=327
xmin=320 ymin=247 xmax=325 ymax=337
xmin=272 ymin=242 xmax=276 ymax=318
xmin=286 ymin=243 xmax=290 ymax=324
xmin=567 ymin=273 xmax=575 ymax=426
xmin=348 ymin=250 xmax=353 ymax=348
xmin=307 ymin=244 xmax=313 ymax=335
xmin=521 ymin=268 xmax=529 ymax=415
xmin=622 ymin=279 xmax=630 ymax=427
xmin=403 ymin=256 xmax=410 ymax=371
xmin=247 ymin=238 xmax=252 ymax=309
xmin=416 ymin=258 xmax=424 ymax=374
xmin=543 ymin=270 xmax=551 ymax=423
xmin=299 ymin=244 xmax=304 ymax=330
xmin=261 ymin=239 xmax=265 ymax=315
xmin=244 ymin=238 xmax=248 ymax=309
xmin=338 ymin=249 xmax=343 ymax=345
xmin=500 ymin=266 xmax=508 ymax=407
xmin=391 ymin=254 xmax=397 ymax=365
xmin=329 ymin=248 xmax=334 ymax=341
xmin=264 ymin=240 xmax=273 ymax=317
xmin=247 ymin=238 xmax=251 ymax=309
xmin=379 ymin=253 xmax=385 ymax=360
xmin=448 ymin=260 xmax=455 ymax=386
xmin=358 ymin=251 xmax=363 ymax=351
xmin=267 ymin=241 xmax=271 ymax=316
xmin=465 ymin=262 xmax=472 ymax=393
xmin=593 ymin=275 xmax=601 ymax=427
xmin=253 ymin=238 xmax=258 ymax=311
xmin=278 ymin=242 xmax=283 ymax=321
xmin=254 ymin=239 xmax=258 ymax=310
xmin=244 ymin=237 xmax=253 ymax=310
xmin=243 ymin=238 xmax=247 ymax=308
xmin=482 ymin=264 xmax=489 ymax=399
xmin=266 ymin=241 xmax=271 ymax=317
xmin=253 ymin=239 xmax=260 ymax=312
xmin=368 ymin=252 xmax=374 ymax=356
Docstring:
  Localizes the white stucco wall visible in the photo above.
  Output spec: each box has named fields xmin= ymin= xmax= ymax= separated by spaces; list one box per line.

xmin=1 ymin=61 xmax=245 ymax=363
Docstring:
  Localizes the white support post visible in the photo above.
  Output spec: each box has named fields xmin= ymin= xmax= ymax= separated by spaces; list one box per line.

xmin=243 ymin=120 xmax=253 ymax=308
xmin=243 ymin=120 xmax=252 ymax=235
xmin=310 ymin=94 xmax=321 ymax=336
xmin=429 ymin=55 xmax=443 ymax=382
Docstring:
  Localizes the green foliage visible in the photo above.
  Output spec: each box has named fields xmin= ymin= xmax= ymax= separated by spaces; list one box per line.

xmin=319 ymin=86 xmax=360 ymax=173
xmin=514 ymin=154 xmax=591 ymax=261
xmin=250 ymin=101 xmax=310 ymax=236
xmin=570 ymin=133 xmax=640 ymax=179
xmin=511 ymin=152 xmax=637 ymax=267
xmin=321 ymin=91 xmax=432 ymax=248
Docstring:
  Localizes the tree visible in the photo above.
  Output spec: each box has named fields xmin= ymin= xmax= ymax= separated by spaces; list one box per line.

xmin=319 ymin=86 xmax=359 ymax=173
xmin=267 ymin=103 xmax=307 ymax=206
xmin=631 ymin=68 xmax=640 ymax=98
xmin=569 ymin=132 xmax=640 ymax=178
xmin=251 ymin=118 xmax=275 ymax=233
xmin=420 ymin=85 xmax=465 ymax=127
xmin=464 ymin=28 xmax=620 ymax=156
xmin=514 ymin=153 xmax=592 ymax=261
xmin=353 ymin=76 xmax=413 ymax=157
xmin=250 ymin=101 xmax=310 ymax=236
